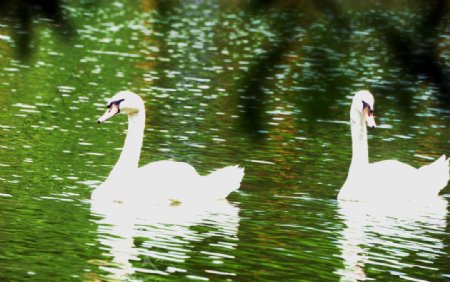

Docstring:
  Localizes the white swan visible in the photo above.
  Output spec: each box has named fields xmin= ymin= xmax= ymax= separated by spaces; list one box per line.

xmin=91 ymin=91 xmax=244 ymax=203
xmin=338 ymin=90 xmax=449 ymax=202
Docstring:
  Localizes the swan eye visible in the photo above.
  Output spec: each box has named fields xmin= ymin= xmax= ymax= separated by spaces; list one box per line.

xmin=107 ymin=99 xmax=125 ymax=112
xmin=362 ymin=101 xmax=373 ymax=114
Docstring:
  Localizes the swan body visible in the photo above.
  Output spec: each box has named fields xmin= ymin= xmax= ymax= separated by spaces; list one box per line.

xmin=338 ymin=90 xmax=449 ymax=202
xmin=91 ymin=91 xmax=244 ymax=204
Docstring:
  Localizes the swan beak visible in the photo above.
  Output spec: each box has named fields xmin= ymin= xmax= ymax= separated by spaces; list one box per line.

xmin=363 ymin=108 xmax=376 ymax=128
xmin=97 ymin=104 xmax=120 ymax=123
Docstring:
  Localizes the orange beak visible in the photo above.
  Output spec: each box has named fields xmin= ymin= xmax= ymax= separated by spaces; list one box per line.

xmin=363 ymin=107 xmax=376 ymax=128
xmin=97 ymin=104 xmax=120 ymax=123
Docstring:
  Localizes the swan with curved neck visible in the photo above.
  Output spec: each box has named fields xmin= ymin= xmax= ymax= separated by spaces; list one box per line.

xmin=92 ymin=91 xmax=245 ymax=203
xmin=338 ymin=90 xmax=449 ymax=202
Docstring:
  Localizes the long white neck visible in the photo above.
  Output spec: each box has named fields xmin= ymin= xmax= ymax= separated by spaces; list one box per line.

xmin=349 ymin=111 xmax=369 ymax=172
xmin=110 ymin=110 xmax=146 ymax=176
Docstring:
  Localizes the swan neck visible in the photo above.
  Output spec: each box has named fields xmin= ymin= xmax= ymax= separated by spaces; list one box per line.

xmin=350 ymin=116 xmax=369 ymax=169
xmin=112 ymin=110 xmax=145 ymax=174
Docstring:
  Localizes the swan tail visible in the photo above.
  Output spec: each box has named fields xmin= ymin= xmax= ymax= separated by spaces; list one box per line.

xmin=203 ymin=165 xmax=245 ymax=199
xmin=418 ymin=155 xmax=449 ymax=196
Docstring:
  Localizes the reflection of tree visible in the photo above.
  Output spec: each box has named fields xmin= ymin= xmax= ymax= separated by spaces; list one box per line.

xmin=0 ymin=0 xmax=448 ymax=136
xmin=0 ymin=0 xmax=73 ymax=61
xmin=239 ymin=0 xmax=351 ymax=140
xmin=239 ymin=0 xmax=449 ymax=138
xmin=370 ymin=0 xmax=449 ymax=105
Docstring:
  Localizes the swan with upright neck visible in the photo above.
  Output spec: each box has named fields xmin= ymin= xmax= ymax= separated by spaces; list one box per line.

xmin=338 ymin=90 xmax=449 ymax=202
xmin=91 ymin=91 xmax=245 ymax=204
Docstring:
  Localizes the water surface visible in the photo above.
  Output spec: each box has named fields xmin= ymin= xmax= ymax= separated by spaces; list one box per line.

xmin=0 ymin=1 xmax=449 ymax=281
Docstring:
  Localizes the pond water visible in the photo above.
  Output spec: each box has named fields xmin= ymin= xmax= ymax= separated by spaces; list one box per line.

xmin=0 ymin=1 xmax=449 ymax=281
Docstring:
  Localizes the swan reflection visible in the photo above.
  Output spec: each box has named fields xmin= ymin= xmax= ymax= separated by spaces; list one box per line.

xmin=90 ymin=198 xmax=240 ymax=280
xmin=336 ymin=198 xmax=447 ymax=281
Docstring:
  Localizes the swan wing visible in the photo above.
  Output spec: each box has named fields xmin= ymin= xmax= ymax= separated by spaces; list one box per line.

xmin=136 ymin=160 xmax=201 ymax=196
xmin=138 ymin=162 xmax=244 ymax=201
xmin=201 ymin=165 xmax=245 ymax=199
xmin=369 ymin=160 xmax=417 ymax=179
xmin=339 ymin=160 xmax=417 ymax=201
xmin=368 ymin=160 xmax=418 ymax=198
xmin=339 ymin=158 xmax=448 ymax=202
xmin=417 ymin=155 xmax=449 ymax=196
xmin=372 ymin=157 xmax=449 ymax=197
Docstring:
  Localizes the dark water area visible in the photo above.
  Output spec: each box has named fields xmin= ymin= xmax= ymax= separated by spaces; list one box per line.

xmin=0 ymin=1 xmax=449 ymax=281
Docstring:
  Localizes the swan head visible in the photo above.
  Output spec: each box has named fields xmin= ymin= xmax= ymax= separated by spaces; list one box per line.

xmin=351 ymin=90 xmax=376 ymax=128
xmin=98 ymin=91 xmax=145 ymax=123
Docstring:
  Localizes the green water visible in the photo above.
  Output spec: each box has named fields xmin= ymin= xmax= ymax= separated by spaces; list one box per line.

xmin=0 ymin=1 xmax=449 ymax=281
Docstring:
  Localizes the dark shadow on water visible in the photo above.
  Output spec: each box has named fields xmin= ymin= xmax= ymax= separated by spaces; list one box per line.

xmin=238 ymin=0 xmax=449 ymax=140
xmin=0 ymin=0 xmax=449 ymax=137
xmin=369 ymin=0 xmax=450 ymax=106
xmin=239 ymin=0 xmax=352 ymax=141
xmin=0 ymin=0 xmax=74 ymax=62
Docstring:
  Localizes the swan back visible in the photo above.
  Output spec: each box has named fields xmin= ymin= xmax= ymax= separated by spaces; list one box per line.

xmin=138 ymin=162 xmax=244 ymax=202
